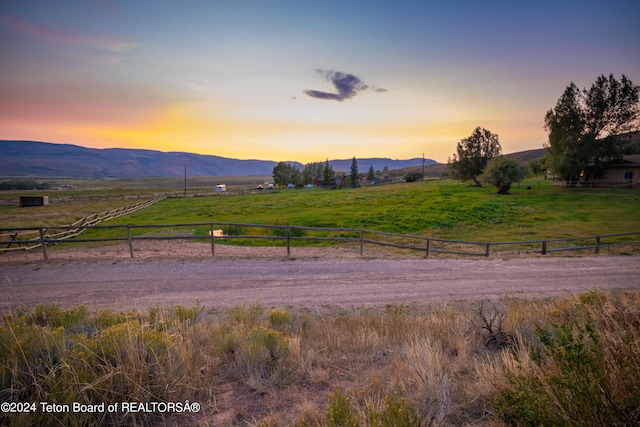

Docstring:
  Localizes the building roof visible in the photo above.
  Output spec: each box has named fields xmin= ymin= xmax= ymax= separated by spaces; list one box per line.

xmin=605 ymin=155 xmax=640 ymax=168
xmin=623 ymin=154 xmax=640 ymax=164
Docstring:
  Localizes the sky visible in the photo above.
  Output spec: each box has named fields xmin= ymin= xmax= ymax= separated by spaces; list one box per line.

xmin=1 ymin=0 xmax=639 ymax=164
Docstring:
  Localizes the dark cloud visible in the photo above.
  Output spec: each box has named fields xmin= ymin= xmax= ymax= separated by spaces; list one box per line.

xmin=304 ymin=70 xmax=386 ymax=101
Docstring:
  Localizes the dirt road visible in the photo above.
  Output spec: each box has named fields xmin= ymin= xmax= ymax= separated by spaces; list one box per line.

xmin=1 ymin=254 xmax=638 ymax=312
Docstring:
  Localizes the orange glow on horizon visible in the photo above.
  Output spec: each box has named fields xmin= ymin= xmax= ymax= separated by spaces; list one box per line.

xmin=2 ymin=101 xmax=545 ymax=164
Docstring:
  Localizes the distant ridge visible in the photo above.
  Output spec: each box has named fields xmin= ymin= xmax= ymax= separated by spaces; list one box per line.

xmin=0 ymin=140 xmax=434 ymax=178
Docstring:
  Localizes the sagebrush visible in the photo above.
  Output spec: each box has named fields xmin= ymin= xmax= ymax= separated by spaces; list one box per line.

xmin=1 ymin=291 xmax=638 ymax=426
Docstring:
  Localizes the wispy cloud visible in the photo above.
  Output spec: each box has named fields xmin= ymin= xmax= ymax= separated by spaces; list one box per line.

xmin=0 ymin=13 xmax=138 ymax=52
xmin=304 ymin=69 xmax=387 ymax=101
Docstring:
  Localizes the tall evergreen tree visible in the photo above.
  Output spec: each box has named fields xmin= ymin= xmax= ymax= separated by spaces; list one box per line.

xmin=322 ymin=159 xmax=334 ymax=187
xmin=366 ymin=165 xmax=375 ymax=181
xmin=349 ymin=156 xmax=359 ymax=187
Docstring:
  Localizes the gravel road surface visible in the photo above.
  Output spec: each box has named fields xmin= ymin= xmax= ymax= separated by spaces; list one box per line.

xmin=1 ymin=255 xmax=638 ymax=312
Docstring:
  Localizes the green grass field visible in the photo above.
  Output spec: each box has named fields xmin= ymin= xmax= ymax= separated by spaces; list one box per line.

xmin=97 ymin=178 xmax=639 ymax=242
xmin=2 ymin=178 xmax=639 ymax=244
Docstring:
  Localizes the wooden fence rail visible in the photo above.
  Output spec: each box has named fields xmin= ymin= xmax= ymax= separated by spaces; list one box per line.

xmin=1 ymin=221 xmax=639 ymax=260
xmin=0 ymin=193 xmax=166 ymax=254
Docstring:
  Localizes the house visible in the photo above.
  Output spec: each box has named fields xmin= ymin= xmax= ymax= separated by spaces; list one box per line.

xmin=582 ymin=155 xmax=640 ymax=187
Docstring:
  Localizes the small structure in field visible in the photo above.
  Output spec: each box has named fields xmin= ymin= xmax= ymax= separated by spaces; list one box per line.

xmin=19 ymin=196 xmax=49 ymax=207
xmin=215 ymin=184 xmax=226 ymax=193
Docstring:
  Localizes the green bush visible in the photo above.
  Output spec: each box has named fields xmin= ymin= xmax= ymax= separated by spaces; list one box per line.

xmin=29 ymin=303 xmax=89 ymax=328
xmin=318 ymin=389 xmax=422 ymax=427
xmin=404 ymin=171 xmax=423 ymax=182
xmin=269 ymin=308 xmax=293 ymax=328
xmin=368 ymin=394 xmax=422 ymax=427
xmin=480 ymin=156 xmax=528 ymax=194
xmin=493 ymin=292 xmax=640 ymax=426
xmin=325 ymin=389 xmax=359 ymax=427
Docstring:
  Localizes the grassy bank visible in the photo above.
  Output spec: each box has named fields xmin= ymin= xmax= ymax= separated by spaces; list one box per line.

xmin=1 ymin=290 xmax=638 ymax=426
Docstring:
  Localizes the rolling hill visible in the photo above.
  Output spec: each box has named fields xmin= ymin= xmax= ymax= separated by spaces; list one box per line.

xmin=0 ymin=140 xmax=434 ymax=178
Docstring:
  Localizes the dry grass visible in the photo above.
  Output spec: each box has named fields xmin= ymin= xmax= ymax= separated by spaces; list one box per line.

xmin=1 ymin=292 xmax=638 ymax=426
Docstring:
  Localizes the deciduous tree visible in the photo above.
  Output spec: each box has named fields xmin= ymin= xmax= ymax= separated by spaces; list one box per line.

xmin=301 ymin=162 xmax=323 ymax=186
xmin=272 ymin=162 xmax=300 ymax=187
xmin=449 ymin=127 xmax=502 ymax=185
xmin=544 ymin=74 xmax=640 ymax=183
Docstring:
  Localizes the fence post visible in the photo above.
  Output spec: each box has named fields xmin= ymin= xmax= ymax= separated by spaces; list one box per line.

xmin=286 ymin=227 xmax=291 ymax=257
xmin=541 ymin=240 xmax=547 ymax=255
xmin=359 ymin=230 xmax=364 ymax=257
xmin=425 ymin=239 xmax=430 ymax=258
xmin=485 ymin=243 xmax=490 ymax=257
xmin=127 ymin=225 xmax=134 ymax=258
xmin=595 ymin=236 xmax=600 ymax=254
xmin=210 ymin=223 xmax=215 ymax=256
xmin=39 ymin=228 xmax=48 ymax=261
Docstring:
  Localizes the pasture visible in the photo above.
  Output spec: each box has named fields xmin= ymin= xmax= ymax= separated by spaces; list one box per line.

xmin=128 ymin=179 xmax=639 ymax=242
xmin=3 ymin=177 xmax=638 ymax=244
xmin=5 ymin=178 xmax=640 ymax=241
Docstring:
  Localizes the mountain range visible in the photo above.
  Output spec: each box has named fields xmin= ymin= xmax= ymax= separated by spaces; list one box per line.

xmin=0 ymin=140 xmax=436 ymax=178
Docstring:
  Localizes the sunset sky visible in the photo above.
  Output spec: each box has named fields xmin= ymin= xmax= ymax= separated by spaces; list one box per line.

xmin=1 ymin=1 xmax=639 ymax=164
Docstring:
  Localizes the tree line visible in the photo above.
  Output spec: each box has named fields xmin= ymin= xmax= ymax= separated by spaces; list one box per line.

xmin=0 ymin=179 xmax=51 ymax=191
xmin=448 ymin=73 xmax=639 ymax=192
xmin=273 ymin=157 xmax=378 ymax=188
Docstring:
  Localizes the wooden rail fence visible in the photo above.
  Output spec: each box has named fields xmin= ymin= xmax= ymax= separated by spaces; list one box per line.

xmin=0 ymin=193 xmax=166 ymax=254
xmin=2 ymin=220 xmax=639 ymax=260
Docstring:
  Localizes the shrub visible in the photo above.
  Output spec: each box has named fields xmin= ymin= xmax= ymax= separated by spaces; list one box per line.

xmin=228 ymin=304 xmax=264 ymax=327
xmin=404 ymin=171 xmax=423 ymax=182
xmin=325 ymin=389 xmax=359 ymax=427
xmin=269 ymin=309 xmax=293 ymax=328
xmin=368 ymin=394 xmax=422 ymax=426
xmin=0 ymin=304 xmax=211 ymax=427
xmin=473 ymin=300 xmax=513 ymax=349
xmin=493 ymin=291 xmax=640 ymax=426
xmin=480 ymin=156 xmax=528 ymax=194
xmin=315 ymin=389 xmax=422 ymax=427
xmin=175 ymin=303 xmax=202 ymax=323
xmin=29 ymin=303 xmax=89 ymax=328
